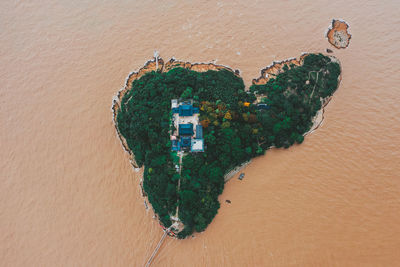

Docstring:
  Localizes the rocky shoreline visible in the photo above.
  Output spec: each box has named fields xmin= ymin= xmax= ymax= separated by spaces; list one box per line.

xmin=252 ymin=54 xmax=307 ymax=85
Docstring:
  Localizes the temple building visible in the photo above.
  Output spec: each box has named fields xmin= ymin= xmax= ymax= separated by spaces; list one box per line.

xmin=171 ymin=99 xmax=204 ymax=152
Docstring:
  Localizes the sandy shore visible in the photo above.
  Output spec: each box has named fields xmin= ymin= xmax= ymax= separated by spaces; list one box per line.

xmin=326 ymin=19 xmax=351 ymax=49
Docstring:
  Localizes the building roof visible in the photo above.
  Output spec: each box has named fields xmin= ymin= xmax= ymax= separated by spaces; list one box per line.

xmin=181 ymin=136 xmax=192 ymax=147
xmin=171 ymin=140 xmax=180 ymax=151
xmin=179 ymin=124 xmax=193 ymax=136
xmin=257 ymin=103 xmax=270 ymax=110
xmin=179 ymin=105 xmax=193 ymax=116
xmin=196 ymin=125 xmax=203 ymax=139
xmin=171 ymin=99 xmax=178 ymax=108
xmin=191 ymin=139 xmax=204 ymax=152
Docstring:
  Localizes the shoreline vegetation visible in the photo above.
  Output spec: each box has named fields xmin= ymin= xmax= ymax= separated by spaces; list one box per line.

xmin=326 ymin=19 xmax=351 ymax=49
xmin=112 ymin=53 xmax=341 ymax=238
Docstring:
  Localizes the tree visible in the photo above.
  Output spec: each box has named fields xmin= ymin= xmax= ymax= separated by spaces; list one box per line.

xmin=200 ymin=118 xmax=210 ymax=128
xmin=181 ymin=87 xmax=193 ymax=99
xmin=224 ymin=111 xmax=232 ymax=120
xmin=221 ymin=121 xmax=230 ymax=128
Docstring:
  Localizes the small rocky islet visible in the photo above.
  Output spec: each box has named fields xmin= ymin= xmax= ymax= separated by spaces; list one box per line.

xmin=326 ymin=19 xmax=351 ymax=49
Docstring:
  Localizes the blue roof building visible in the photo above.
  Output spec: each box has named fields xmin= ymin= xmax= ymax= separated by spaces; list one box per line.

xmin=196 ymin=125 xmax=203 ymax=139
xmin=179 ymin=124 xmax=194 ymax=136
xmin=171 ymin=140 xmax=180 ymax=151
xmin=180 ymin=136 xmax=192 ymax=148
xmin=171 ymin=99 xmax=204 ymax=153
xmin=257 ymin=103 xmax=270 ymax=110
xmin=179 ymin=105 xmax=193 ymax=116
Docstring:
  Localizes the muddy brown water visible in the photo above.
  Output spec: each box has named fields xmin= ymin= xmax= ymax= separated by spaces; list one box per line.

xmin=1 ymin=0 xmax=400 ymax=266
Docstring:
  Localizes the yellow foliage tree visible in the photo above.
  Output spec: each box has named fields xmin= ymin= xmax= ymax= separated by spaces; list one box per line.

xmin=224 ymin=111 xmax=232 ymax=120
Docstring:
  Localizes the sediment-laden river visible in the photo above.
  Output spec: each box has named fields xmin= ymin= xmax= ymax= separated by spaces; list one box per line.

xmin=1 ymin=0 xmax=399 ymax=266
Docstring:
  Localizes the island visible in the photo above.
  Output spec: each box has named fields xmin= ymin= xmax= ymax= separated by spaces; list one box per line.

xmin=112 ymin=53 xmax=341 ymax=238
xmin=326 ymin=19 xmax=351 ymax=49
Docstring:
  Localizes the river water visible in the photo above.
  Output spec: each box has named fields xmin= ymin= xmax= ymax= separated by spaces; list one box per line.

xmin=1 ymin=0 xmax=400 ymax=266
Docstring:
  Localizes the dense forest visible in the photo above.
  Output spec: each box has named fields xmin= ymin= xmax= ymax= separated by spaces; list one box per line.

xmin=116 ymin=53 xmax=341 ymax=238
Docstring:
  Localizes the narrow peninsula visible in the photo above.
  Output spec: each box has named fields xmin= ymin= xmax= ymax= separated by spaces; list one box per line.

xmin=113 ymin=53 xmax=341 ymax=238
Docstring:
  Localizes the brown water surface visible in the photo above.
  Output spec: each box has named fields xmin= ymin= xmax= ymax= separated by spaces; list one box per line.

xmin=1 ymin=0 xmax=400 ymax=266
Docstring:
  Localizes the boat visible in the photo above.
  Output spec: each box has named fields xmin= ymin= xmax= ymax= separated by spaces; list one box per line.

xmin=238 ymin=173 xmax=245 ymax=180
